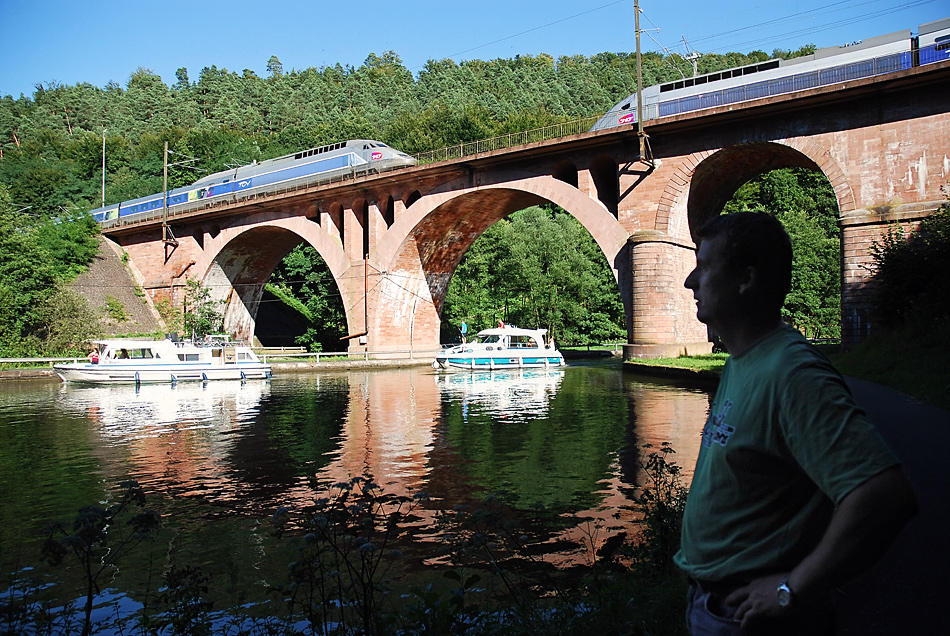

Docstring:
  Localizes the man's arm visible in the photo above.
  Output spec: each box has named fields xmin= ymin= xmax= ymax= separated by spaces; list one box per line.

xmin=727 ymin=466 xmax=917 ymax=628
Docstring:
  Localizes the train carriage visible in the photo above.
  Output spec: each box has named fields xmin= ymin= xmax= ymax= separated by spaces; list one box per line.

xmin=591 ymin=18 xmax=950 ymax=133
xmin=91 ymin=139 xmax=416 ymax=225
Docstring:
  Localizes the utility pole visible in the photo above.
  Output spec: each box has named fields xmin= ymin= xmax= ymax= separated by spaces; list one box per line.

xmin=634 ymin=0 xmax=653 ymax=166
xmin=101 ymin=128 xmax=106 ymax=208
xmin=635 ymin=0 xmax=644 ymax=154
xmin=162 ymin=141 xmax=179 ymax=261
xmin=683 ymin=36 xmax=701 ymax=77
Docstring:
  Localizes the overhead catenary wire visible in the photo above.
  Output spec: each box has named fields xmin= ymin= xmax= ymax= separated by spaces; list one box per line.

xmin=644 ymin=0 xmax=941 ymax=58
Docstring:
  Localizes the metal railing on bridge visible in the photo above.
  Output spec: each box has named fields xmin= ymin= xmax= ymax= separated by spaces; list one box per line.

xmin=414 ymin=116 xmax=601 ymax=165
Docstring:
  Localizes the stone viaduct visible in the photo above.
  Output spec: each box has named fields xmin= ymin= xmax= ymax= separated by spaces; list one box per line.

xmin=105 ymin=60 xmax=950 ymax=359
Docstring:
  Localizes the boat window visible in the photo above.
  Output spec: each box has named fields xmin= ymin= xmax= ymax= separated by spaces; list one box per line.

xmin=478 ymin=334 xmax=502 ymax=344
xmin=130 ymin=348 xmax=153 ymax=359
xmin=177 ymin=353 xmax=200 ymax=361
xmin=509 ymin=336 xmax=538 ymax=348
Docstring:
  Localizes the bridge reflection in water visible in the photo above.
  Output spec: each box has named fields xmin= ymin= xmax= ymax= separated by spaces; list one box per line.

xmin=46 ymin=364 xmax=711 ymax=570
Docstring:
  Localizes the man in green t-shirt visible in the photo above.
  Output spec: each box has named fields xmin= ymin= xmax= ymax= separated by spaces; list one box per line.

xmin=675 ymin=212 xmax=917 ymax=635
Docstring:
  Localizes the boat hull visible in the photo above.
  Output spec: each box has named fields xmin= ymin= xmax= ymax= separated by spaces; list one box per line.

xmin=433 ymin=354 xmax=564 ymax=371
xmin=54 ymin=362 xmax=272 ymax=384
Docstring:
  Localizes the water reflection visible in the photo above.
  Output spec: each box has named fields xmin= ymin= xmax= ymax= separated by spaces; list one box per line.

xmin=0 ymin=364 xmax=712 ymax=586
xmin=436 ymin=368 xmax=565 ymax=422
xmin=59 ymin=380 xmax=267 ymax=437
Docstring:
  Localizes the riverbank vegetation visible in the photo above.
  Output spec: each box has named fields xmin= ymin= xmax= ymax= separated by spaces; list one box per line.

xmin=833 ymin=202 xmax=950 ymax=410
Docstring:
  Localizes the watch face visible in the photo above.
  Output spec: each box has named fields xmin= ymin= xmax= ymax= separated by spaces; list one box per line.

xmin=777 ymin=584 xmax=792 ymax=608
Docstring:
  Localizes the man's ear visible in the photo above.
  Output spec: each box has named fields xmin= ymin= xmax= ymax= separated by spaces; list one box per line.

xmin=737 ymin=265 xmax=757 ymax=296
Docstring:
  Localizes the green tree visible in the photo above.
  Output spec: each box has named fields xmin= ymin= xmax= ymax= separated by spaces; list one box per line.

xmin=0 ymin=184 xmax=58 ymax=355
xmin=269 ymin=244 xmax=347 ymax=351
xmin=869 ymin=200 xmax=950 ymax=329
xmin=182 ymin=279 xmax=225 ymax=339
xmin=266 ymin=55 xmax=283 ymax=79
xmin=723 ymin=168 xmax=841 ymax=338
xmin=443 ymin=206 xmax=625 ymax=345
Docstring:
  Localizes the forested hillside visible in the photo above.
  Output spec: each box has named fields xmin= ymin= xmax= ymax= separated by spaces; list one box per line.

xmin=1 ymin=44 xmax=833 ymax=355
xmin=0 ymin=47 xmax=816 ymax=217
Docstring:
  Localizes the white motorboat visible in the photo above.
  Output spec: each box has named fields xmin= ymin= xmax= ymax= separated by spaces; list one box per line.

xmin=432 ymin=325 xmax=565 ymax=371
xmin=54 ymin=337 xmax=272 ymax=384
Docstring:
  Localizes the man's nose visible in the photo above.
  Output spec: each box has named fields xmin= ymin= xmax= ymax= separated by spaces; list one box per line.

xmin=684 ymin=269 xmax=697 ymax=289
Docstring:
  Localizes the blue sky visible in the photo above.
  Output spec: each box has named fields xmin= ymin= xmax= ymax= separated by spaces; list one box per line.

xmin=1 ymin=0 xmax=946 ymax=98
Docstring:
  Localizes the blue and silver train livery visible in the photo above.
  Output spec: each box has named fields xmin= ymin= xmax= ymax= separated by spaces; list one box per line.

xmin=91 ymin=139 xmax=417 ymax=225
xmin=591 ymin=17 xmax=950 ymax=132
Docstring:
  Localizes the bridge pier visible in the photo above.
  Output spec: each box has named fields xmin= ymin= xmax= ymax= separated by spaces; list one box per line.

xmin=624 ymin=230 xmax=712 ymax=359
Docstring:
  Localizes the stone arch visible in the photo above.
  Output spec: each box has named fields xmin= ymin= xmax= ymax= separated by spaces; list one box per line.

xmin=191 ymin=216 xmax=351 ymax=343
xmin=651 ymin=140 xmax=855 ymax=352
xmin=371 ymin=176 xmax=631 ymax=350
xmin=656 ymin=140 xmax=853 ymax=239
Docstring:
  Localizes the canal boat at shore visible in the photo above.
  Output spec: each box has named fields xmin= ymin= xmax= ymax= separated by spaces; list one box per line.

xmin=54 ymin=337 xmax=272 ymax=384
xmin=432 ymin=325 xmax=565 ymax=371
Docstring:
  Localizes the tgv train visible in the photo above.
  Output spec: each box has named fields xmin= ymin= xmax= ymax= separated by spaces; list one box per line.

xmin=90 ymin=139 xmax=417 ymax=224
xmin=591 ymin=17 xmax=950 ymax=131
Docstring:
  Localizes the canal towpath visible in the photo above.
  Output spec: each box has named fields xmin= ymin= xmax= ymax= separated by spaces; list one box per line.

xmin=835 ymin=377 xmax=948 ymax=636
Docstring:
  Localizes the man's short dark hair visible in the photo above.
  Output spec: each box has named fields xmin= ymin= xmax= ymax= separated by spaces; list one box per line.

xmin=697 ymin=212 xmax=793 ymax=313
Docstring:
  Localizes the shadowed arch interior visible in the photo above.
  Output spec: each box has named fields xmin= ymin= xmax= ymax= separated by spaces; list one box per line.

xmin=590 ymin=155 xmax=619 ymax=217
xmin=411 ymin=189 xmax=546 ymax=309
xmin=205 ymin=225 xmax=344 ymax=343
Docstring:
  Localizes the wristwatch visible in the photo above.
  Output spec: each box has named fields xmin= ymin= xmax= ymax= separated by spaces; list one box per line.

xmin=777 ymin=575 xmax=794 ymax=608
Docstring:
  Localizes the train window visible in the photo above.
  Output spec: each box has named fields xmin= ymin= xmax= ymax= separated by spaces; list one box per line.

xmin=620 ymin=103 xmax=631 ymax=110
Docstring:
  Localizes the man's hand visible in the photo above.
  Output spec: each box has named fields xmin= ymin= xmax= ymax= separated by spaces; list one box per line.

xmin=725 ymin=574 xmax=790 ymax=630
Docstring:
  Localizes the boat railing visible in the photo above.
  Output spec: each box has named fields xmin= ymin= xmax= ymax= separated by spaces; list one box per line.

xmin=0 ymin=357 xmax=84 ymax=367
xmin=254 ymin=348 xmax=443 ymax=363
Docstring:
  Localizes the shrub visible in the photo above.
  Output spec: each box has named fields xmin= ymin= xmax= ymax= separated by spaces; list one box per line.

xmin=869 ymin=201 xmax=950 ymax=330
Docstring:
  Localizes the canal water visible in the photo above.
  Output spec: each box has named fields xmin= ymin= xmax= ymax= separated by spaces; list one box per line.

xmin=0 ymin=361 xmax=711 ymax=622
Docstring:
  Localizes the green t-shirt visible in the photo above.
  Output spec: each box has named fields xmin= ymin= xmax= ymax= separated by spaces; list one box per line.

xmin=674 ymin=324 xmax=899 ymax=582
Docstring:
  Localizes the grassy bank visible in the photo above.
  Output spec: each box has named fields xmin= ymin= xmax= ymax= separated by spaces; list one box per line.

xmin=627 ymin=328 xmax=949 ymax=411
xmin=829 ymin=325 xmax=950 ymax=411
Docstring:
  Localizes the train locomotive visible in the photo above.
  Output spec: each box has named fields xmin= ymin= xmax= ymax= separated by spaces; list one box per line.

xmin=91 ymin=139 xmax=417 ymax=225
xmin=591 ymin=17 xmax=950 ymax=132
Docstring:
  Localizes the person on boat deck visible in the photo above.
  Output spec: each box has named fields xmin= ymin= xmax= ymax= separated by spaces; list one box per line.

xmin=461 ymin=320 xmax=468 ymax=343
xmin=118 ymin=348 xmax=129 ymax=359
xmin=87 ymin=349 xmax=99 ymax=364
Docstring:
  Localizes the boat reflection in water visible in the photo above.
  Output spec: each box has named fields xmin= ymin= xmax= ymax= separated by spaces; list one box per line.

xmin=435 ymin=368 xmax=565 ymax=422
xmin=58 ymin=380 xmax=268 ymax=439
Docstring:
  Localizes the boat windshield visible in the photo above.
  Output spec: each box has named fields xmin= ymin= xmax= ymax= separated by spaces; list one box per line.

xmin=478 ymin=334 xmax=502 ymax=344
